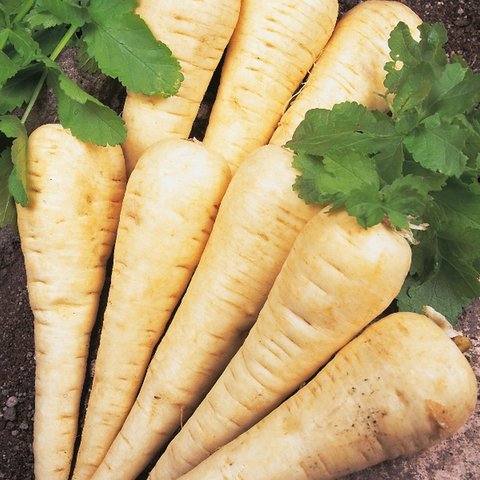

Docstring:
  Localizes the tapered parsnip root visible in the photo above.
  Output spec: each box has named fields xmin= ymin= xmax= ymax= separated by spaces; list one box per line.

xmin=270 ymin=0 xmax=421 ymax=145
xmin=72 ymin=138 xmax=230 ymax=480
xmin=178 ymin=312 xmax=477 ymax=480
xmin=122 ymin=0 xmax=240 ymax=174
xmin=151 ymin=209 xmax=411 ymax=479
xmin=203 ymin=0 xmax=338 ymax=173
xmin=16 ymin=124 xmax=126 ymax=480
xmin=90 ymin=145 xmax=318 ymax=480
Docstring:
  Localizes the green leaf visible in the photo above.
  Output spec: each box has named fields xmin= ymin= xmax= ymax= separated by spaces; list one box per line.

xmin=404 ymin=114 xmax=468 ymax=177
xmin=32 ymin=0 xmax=89 ymax=28
xmin=0 ymin=28 xmax=9 ymax=46
xmin=0 ymin=114 xmax=24 ymax=138
xmin=385 ymin=23 xmax=450 ymax=120
xmin=0 ymin=64 xmax=43 ymax=114
xmin=386 ymin=21 xmax=421 ymax=67
xmin=432 ymin=179 xmax=480 ymax=230
xmin=8 ymin=165 xmax=28 ymax=206
xmin=403 ymin=161 xmax=447 ymax=192
xmin=454 ymin=112 xmax=480 ymax=173
xmin=387 ymin=22 xmax=447 ymax=72
xmin=87 ymin=0 xmax=137 ymax=18
xmin=47 ymin=68 xmax=126 ymax=146
xmin=404 ymin=223 xmax=480 ymax=318
xmin=416 ymin=22 xmax=449 ymax=65
xmin=0 ymin=115 xmax=28 ymax=205
xmin=292 ymin=150 xmax=380 ymax=208
xmin=424 ymin=62 xmax=480 ymax=118
xmin=287 ymin=102 xmax=400 ymax=155
xmin=345 ymin=185 xmax=385 ymax=228
xmin=318 ymin=150 xmax=379 ymax=196
xmin=374 ymin=142 xmax=404 ymax=184
xmin=394 ymin=109 xmax=421 ymax=135
xmin=0 ymin=0 xmax=23 ymax=17
xmin=391 ymin=62 xmax=434 ymax=115
xmin=381 ymin=175 xmax=432 ymax=229
xmin=61 ymin=100 xmax=125 ymax=148
xmin=0 ymin=50 xmax=20 ymax=86
xmin=24 ymin=9 xmax=64 ymax=29
xmin=292 ymin=153 xmax=328 ymax=205
xmin=0 ymin=148 xmax=16 ymax=228
xmin=82 ymin=11 xmax=183 ymax=96
xmin=9 ymin=26 xmax=41 ymax=64
xmin=10 ymin=130 xmax=28 ymax=204
xmin=75 ymin=38 xmax=99 ymax=74
xmin=34 ymin=25 xmax=69 ymax=56
xmin=397 ymin=271 xmax=474 ymax=324
xmin=398 ymin=180 xmax=480 ymax=323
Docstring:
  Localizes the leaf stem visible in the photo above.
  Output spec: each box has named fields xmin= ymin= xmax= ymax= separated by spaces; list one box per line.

xmin=13 ymin=0 xmax=35 ymax=25
xmin=20 ymin=69 xmax=48 ymax=123
xmin=0 ymin=31 xmax=9 ymax=51
xmin=20 ymin=24 xmax=79 ymax=124
xmin=50 ymin=24 xmax=78 ymax=61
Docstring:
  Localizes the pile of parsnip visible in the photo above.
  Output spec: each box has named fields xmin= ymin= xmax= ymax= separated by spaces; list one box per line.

xmin=16 ymin=1 xmax=477 ymax=480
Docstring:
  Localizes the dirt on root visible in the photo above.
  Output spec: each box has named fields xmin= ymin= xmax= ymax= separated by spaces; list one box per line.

xmin=0 ymin=1 xmax=479 ymax=479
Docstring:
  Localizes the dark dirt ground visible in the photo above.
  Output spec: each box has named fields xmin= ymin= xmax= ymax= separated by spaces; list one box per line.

xmin=1 ymin=1 xmax=479 ymax=479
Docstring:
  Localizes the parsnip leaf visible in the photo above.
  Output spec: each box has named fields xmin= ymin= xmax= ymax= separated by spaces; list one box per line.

xmin=0 ymin=149 xmax=16 ymax=229
xmin=293 ymin=151 xmax=379 ymax=208
xmin=31 ymin=0 xmax=89 ymax=28
xmin=0 ymin=0 xmax=23 ymax=18
xmin=8 ymin=166 xmax=28 ymax=207
xmin=87 ymin=0 xmax=137 ymax=18
xmin=403 ymin=115 xmax=468 ymax=177
xmin=424 ymin=62 xmax=480 ymax=118
xmin=83 ymin=11 xmax=183 ymax=95
xmin=76 ymin=39 xmax=99 ymax=74
xmin=381 ymin=175 xmax=432 ymax=225
xmin=288 ymin=102 xmax=399 ymax=155
xmin=0 ymin=115 xmax=28 ymax=205
xmin=34 ymin=26 xmax=69 ymax=56
xmin=47 ymin=67 xmax=126 ymax=146
xmin=0 ymin=115 xmax=24 ymax=140
xmin=398 ymin=181 xmax=480 ymax=322
xmin=398 ymin=272 xmax=473 ymax=324
xmin=9 ymin=27 xmax=41 ymax=64
xmin=24 ymin=10 xmax=64 ymax=29
xmin=374 ymin=143 xmax=404 ymax=183
xmin=345 ymin=175 xmax=431 ymax=229
xmin=0 ymin=50 xmax=19 ymax=86
xmin=0 ymin=65 xmax=43 ymax=114
xmin=10 ymin=126 xmax=28 ymax=203
xmin=344 ymin=185 xmax=385 ymax=228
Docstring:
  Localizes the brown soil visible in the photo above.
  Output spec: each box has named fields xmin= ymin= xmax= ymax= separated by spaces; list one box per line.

xmin=0 ymin=1 xmax=479 ymax=479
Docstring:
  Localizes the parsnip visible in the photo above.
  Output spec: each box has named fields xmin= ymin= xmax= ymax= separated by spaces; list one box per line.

xmin=122 ymin=0 xmax=240 ymax=174
xmin=203 ymin=0 xmax=338 ymax=173
xmin=72 ymin=138 xmax=230 ymax=480
xmin=271 ymin=0 xmax=421 ymax=145
xmin=177 ymin=312 xmax=477 ymax=480
xmin=16 ymin=124 xmax=126 ymax=480
xmin=90 ymin=144 xmax=317 ymax=480
xmin=151 ymin=208 xmax=411 ymax=479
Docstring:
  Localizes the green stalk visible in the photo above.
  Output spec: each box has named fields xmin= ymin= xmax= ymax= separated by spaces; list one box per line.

xmin=13 ymin=0 xmax=35 ymax=25
xmin=20 ymin=69 xmax=48 ymax=123
xmin=50 ymin=24 xmax=78 ymax=61
xmin=21 ymin=24 xmax=78 ymax=124
xmin=0 ymin=32 xmax=8 ymax=51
